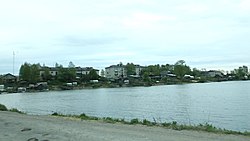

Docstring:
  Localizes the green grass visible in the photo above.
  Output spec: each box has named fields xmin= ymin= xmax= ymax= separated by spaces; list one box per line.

xmin=50 ymin=112 xmax=250 ymax=136
xmin=8 ymin=108 xmax=24 ymax=114
xmin=2 ymin=103 xmax=248 ymax=136
xmin=0 ymin=103 xmax=24 ymax=114
xmin=0 ymin=104 xmax=8 ymax=111
xmin=1 ymin=106 xmax=249 ymax=137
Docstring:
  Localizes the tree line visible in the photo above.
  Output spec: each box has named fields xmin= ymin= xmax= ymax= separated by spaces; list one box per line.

xmin=123 ymin=60 xmax=249 ymax=83
xmin=18 ymin=60 xmax=249 ymax=85
xmin=19 ymin=62 xmax=99 ymax=85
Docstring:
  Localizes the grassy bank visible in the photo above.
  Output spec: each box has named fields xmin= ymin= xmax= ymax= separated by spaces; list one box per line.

xmin=0 ymin=104 xmax=24 ymax=114
xmin=51 ymin=112 xmax=250 ymax=136
xmin=1 ymin=103 xmax=249 ymax=137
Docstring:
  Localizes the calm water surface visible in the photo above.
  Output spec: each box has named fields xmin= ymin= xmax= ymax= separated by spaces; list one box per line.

xmin=0 ymin=81 xmax=250 ymax=131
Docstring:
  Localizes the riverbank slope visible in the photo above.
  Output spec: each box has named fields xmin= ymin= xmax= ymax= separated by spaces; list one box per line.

xmin=0 ymin=111 xmax=249 ymax=141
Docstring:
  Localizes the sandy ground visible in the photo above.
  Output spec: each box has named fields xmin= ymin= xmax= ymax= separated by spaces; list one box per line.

xmin=0 ymin=111 xmax=250 ymax=141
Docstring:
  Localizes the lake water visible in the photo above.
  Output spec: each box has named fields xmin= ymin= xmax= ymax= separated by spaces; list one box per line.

xmin=0 ymin=81 xmax=250 ymax=131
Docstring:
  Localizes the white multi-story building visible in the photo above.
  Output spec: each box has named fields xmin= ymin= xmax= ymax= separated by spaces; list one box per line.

xmin=105 ymin=64 xmax=145 ymax=79
xmin=105 ymin=64 xmax=127 ymax=79
xmin=134 ymin=65 xmax=145 ymax=77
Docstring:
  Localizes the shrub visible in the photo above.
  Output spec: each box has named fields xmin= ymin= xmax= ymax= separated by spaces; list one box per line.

xmin=130 ymin=118 xmax=140 ymax=124
xmin=51 ymin=112 xmax=59 ymax=116
xmin=172 ymin=121 xmax=177 ymax=125
xmin=204 ymin=123 xmax=216 ymax=132
xmin=79 ymin=113 xmax=90 ymax=120
xmin=79 ymin=113 xmax=87 ymax=118
xmin=0 ymin=104 xmax=8 ymax=111
xmin=47 ymin=112 xmax=250 ymax=136
xmin=142 ymin=119 xmax=152 ymax=126
xmin=162 ymin=122 xmax=171 ymax=127
xmin=79 ymin=113 xmax=98 ymax=120
xmin=171 ymin=121 xmax=180 ymax=130
xmin=9 ymin=108 xmax=23 ymax=114
xmin=103 ymin=117 xmax=116 ymax=123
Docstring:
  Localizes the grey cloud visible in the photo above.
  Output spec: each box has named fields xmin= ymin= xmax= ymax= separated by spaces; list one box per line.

xmin=60 ymin=35 xmax=126 ymax=47
xmin=1 ymin=0 xmax=250 ymax=74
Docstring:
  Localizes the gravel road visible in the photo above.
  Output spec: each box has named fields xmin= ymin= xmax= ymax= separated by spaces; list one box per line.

xmin=0 ymin=111 xmax=249 ymax=141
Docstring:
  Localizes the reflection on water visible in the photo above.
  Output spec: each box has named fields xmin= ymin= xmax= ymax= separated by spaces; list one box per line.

xmin=0 ymin=81 xmax=250 ymax=131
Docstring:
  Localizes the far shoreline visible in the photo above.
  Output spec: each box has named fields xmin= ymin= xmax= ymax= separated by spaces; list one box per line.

xmin=1 ymin=79 xmax=249 ymax=95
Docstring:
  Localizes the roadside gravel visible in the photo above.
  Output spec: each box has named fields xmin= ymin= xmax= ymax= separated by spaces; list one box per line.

xmin=0 ymin=111 xmax=249 ymax=141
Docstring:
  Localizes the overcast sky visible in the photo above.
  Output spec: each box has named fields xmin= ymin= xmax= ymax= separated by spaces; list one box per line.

xmin=1 ymin=0 xmax=250 ymax=74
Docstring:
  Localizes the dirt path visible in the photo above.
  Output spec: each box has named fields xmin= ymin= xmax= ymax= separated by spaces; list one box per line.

xmin=0 ymin=111 xmax=249 ymax=141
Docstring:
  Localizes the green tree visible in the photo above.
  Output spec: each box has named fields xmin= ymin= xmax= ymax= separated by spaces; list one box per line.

xmin=192 ymin=68 xmax=202 ymax=77
xmin=29 ymin=64 xmax=40 ymax=83
xmin=235 ymin=68 xmax=246 ymax=79
xmin=146 ymin=65 xmax=161 ymax=76
xmin=88 ymin=69 xmax=99 ymax=80
xmin=125 ymin=63 xmax=136 ymax=76
xmin=19 ymin=62 xmax=31 ymax=82
xmin=19 ymin=63 xmax=40 ymax=83
xmin=173 ymin=60 xmax=191 ymax=79
xmin=140 ymin=65 xmax=160 ymax=78
xmin=58 ymin=67 xmax=76 ymax=82
xmin=55 ymin=63 xmax=61 ymax=68
xmin=160 ymin=64 xmax=174 ymax=72
xmin=68 ymin=61 xmax=75 ymax=68
xmin=142 ymin=71 xmax=150 ymax=82
xmin=175 ymin=60 xmax=185 ymax=66
xmin=81 ymin=74 xmax=90 ymax=82
xmin=41 ymin=67 xmax=52 ymax=81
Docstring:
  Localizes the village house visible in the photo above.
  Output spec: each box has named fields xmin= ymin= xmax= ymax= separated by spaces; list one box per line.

xmin=39 ymin=67 xmax=58 ymax=77
xmin=75 ymin=67 xmax=99 ymax=78
xmin=207 ymin=70 xmax=224 ymax=77
xmin=0 ymin=73 xmax=17 ymax=84
xmin=39 ymin=66 xmax=99 ymax=79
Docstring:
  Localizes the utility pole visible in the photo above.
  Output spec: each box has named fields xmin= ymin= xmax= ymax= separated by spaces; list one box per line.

xmin=13 ymin=51 xmax=15 ymax=75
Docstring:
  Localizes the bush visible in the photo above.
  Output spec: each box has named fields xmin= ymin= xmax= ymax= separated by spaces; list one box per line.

xmin=130 ymin=118 xmax=140 ymax=124
xmin=79 ymin=113 xmax=89 ymax=119
xmin=79 ymin=113 xmax=98 ymax=120
xmin=0 ymin=104 xmax=8 ymax=111
xmin=171 ymin=121 xmax=180 ymax=130
xmin=172 ymin=121 xmax=177 ymax=125
xmin=79 ymin=113 xmax=87 ymax=117
xmin=162 ymin=122 xmax=171 ymax=127
xmin=51 ymin=112 xmax=59 ymax=116
xmin=142 ymin=119 xmax=152 ymax=126
xmin=103 ymin=117 xmax=116 ymax=123
xmin=204 ymin=123 xmax=216 ymax=132
xmin=9 ymin=108 xmax=23 ymax=114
